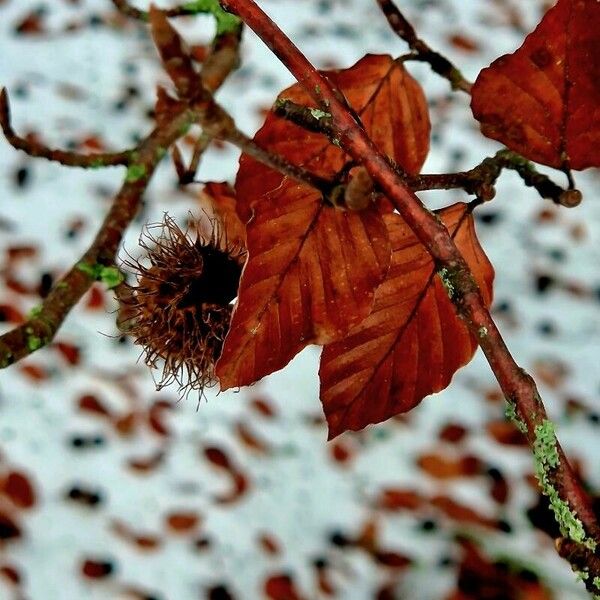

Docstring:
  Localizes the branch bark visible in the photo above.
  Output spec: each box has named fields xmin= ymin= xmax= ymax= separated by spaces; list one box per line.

xmin=0 ymin=106 xmax=194 ymax=367
xmin=273 ymin=99 xmax=580 ymax=207
xmin=0 ymin=89 xmax=132 ymax=168
xmin=375 ymin=0 xmax=473 ymax=93
xmin=0 ymin=5 xmax=243 ymax=369
xmin=219 ymin=0 xmax=600 ymax=587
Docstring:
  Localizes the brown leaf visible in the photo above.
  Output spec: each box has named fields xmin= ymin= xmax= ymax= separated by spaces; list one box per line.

xmin=0 ymin=511 xmax=21 ymax=541
xmin=0 ymin=304 xmax=24 ymax=324
xmin=218 ymin=54 xmax=430 ymax=389
xmin=329 ymin=440 xmax=354 ymax=465
xmin=471 ymin=0 xmax=600 ymax=170
xmin=264 ymin=574 xmax=305 ymax=600
xmin=257 ymin=532 xmax=281 ymax=556
xmin=430 ymin=495 xmax=499 ymax=529
xmin=453 ymin=539 xmax=552 ymax=600
xmin=111 ymin=520 xmax=162 ymax=552
xmin=80 ymin=559 xmax=115 ymax=580
xmin=18 ymin=363 xmax=49 ymax=383
xmin=202 ymin=446 xmax=250 ymax=504
xmin=78 ymin=394 xmax=111 ymax=418
xmin=54 ymin=341 xmax=81 ymax=366
xmin=373 ymin=550 xmax=411 ymax=569
xmin=85 ymin=285 xmax=106 ymax=311
xmin=147 ymin=400 xmax=173 ymax=437
xmin=235 ymin=421 xmax=270 ymax=454
xmin=127 ymin=450 xmax=165 ymax=474
xmin=486 ymin=419 xmax=528 ymax=447
xmin=249 ymin=396 xmax=277 ymax=418
xmin=438 ymin=423 xmax=468 ymax=444
xmin=0 ymin=564 xmax=21 ymax=586
xmin=319 ymin=203 xmax=494 ymax=438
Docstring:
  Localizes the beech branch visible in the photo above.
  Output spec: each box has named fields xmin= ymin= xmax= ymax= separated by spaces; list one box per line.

xmin=219 ymin=0 xmax=600 ymax=589
xmin=0 ymin=105 xmax=196 ymax=368
xmin=409 ymin=150 xmax=582 ymax=207
xmin=273 ymin=99 xmax=580 ymax=208
xmin=0 ymin=5 xmax=242 ymax=369
xmin=375 ymin=0 xmax=473 ymax=93
xmin=0 ymin=89 xmax=132 ymax=168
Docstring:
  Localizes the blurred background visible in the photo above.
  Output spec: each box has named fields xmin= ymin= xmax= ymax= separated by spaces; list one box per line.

xmin=1 ymin=0 xmax=600 ymax=598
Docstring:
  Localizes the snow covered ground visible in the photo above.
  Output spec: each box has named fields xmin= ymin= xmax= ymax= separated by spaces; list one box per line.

xmin=1 ymin=1 xmax=599 ymax=598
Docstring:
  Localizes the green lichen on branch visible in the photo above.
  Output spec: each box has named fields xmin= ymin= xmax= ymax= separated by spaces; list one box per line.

xmin=505 ymin=400 xmax=527 ymax=433
xmin=533 ymin=419 xmax=559 ymax=469
xmin=533 ymin=420 xmax=596 ymax=551
xmin=24 ymin=326 xmax=43 ymax=352
xmin=125 ymin=163 xmax=147 ymax=183
xmin=26 ymin=335 xmax=42 ymax=352
xmin=77 ymin=263 xmax=124 ymax=289
xmin=437 ymin=267 xmax=455 ymax=299
xmin=183 ymin=0 xmax=241 ymax=34
xmin=309 ymin=107 xmax=331 ymax=120
xmin=28 ymin=305 xmax=43 ymax=319
xmin=0 ymin=349 xmax=13 ymax=368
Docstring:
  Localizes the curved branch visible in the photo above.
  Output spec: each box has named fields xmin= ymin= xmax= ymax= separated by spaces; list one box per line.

xmin=0 ymin=9 xmax=244 ymax=368
xmin=110 ymin=0 xmax=242 ymax=36
xmin=111 ymin=0 xmax=195 ymax=19
xmin=0 ymin=89 xmax=132 ymax=168
xmin=274 ymin=100 xmax=580 ymax=208
xmin=0 ymin=106 xmax=195 ymax=367
xmin=375 ymin=0 xmax=472 ymax=93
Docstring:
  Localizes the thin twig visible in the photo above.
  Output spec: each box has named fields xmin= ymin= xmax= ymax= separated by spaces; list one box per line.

xmin=110 ymin=0 xmax=242 ymax=36
xmin=219 ymin=0 xmax=600 ymax=589
xmin=0 ymin=5 xmax=244 ymax=368
xmin=0 ymin=106 xmax=194 ymax=367
xmin=273 ymin=98 xmax=579 ymax=208
xmin=410 ymin=150 xmax=582 ymax=207
xmin=375 ymin=0 xmax=473 ymax=93
xmin=0 ymin=89 xmax=132 ymax=168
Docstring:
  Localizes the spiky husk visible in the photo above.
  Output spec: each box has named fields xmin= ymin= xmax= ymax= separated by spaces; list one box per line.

xmin=119 ymin=215 xmax=244 ymax=396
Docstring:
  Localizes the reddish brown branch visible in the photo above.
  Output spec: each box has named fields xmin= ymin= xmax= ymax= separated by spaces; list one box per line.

xmin=0 ymin=8 xmax=244 ymax=369
xmin=0 ymin=106 xmax=194 ymax=367
xmin=375 ymin=0 xmax=472 ymax=93
xmin=219 ymin=0 xmax=600 ymax=582
xmin=0 ymin=89 xmax=132 ymax=168
xmin=410 ymin=150 xmax=581 ymax=207
xmin=273 ymin=100 xmax=579 ymax=207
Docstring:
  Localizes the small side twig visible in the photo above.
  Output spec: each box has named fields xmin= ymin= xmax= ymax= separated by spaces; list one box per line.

xmin=0 ymin=89 xmax=132 ymax=168
xmin=0 ymin=3 xmax=245 ymax=368
xmin=171 ymin=132 xmax=212 ymax=185
xmin=375 ymin=0 xmax=473 ymax=93
xmin=0 ymin=106 xmax=195 ymax=368
xmin=110 ymin=0 xmax=242 ymax=36
xmin=410 ymin=150 xmax=582 ymax=208
xmin=273 ymin=98 xmax=579 ymax=208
